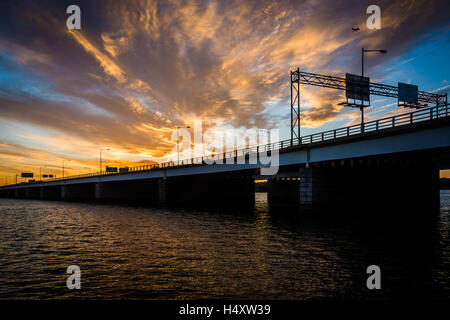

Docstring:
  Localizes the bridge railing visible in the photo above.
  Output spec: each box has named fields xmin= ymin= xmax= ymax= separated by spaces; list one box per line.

xmin=8 ymin=104 xmax=449 ymax=186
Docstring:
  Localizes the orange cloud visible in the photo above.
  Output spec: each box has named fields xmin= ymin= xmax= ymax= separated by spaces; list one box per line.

xmin=0 ymin=0 xmax=448 ymax=181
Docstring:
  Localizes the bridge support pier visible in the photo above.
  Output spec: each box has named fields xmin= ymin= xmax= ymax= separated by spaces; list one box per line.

xmin=268 ymin=158 xmax=440 ymax=215
xmin=158 ymin=174 xmax=255 ymax=207
xmin=158 ymin=180 xmax=168 ymax=204
xmin=6 ymin=189 xmax=15 ymax=198
xmin=267 ymin=177 xmax=300 ymax=208
xmin=94 ymin=181 xmax=159 ymax=203
xmin=25 ymin=187 xmax=41 ymax=200
xmin=40 ymin=186 xmax=62 ymax=200
xmin=0 ymin=189 xmax=14 ymax=198
xmin=298 ymin=167 xmax=353 ymax=212
xmin=62 ymin=184 xmax=95 ymax=201
xmin=15 ymin=188 xmax=25 ymax=199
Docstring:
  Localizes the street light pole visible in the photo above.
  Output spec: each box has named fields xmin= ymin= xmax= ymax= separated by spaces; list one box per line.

xmin=361 ymin=48 xmax=365 ymax=128
xmin=62 ymin=160 xmax=70 ymax=179
xmin=176 ymin=126 xmax=190 ymax=165
xmin=99 ymin=148 xmax=110 ymax=174
xmin=362 ymin=47 xmax=364 ymax=78
xmin=360 ymin=47 xmax=387 ymax=130
xmin=177 ymin=129 xmax=179 ymax=165
xmin=39 ymin=166 xmax=46 ymax=180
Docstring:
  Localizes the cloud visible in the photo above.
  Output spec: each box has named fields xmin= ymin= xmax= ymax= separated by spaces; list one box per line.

xmin=0 ymin=0 xmax=448 ymax=176
xmin=69 ymin=30 xmax=127 ymax=83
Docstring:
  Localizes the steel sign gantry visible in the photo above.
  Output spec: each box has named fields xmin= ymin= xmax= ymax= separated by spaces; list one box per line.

xmin=291 ymin=68 xmax=301 ymax=142
xmin=290 ymin=69 xmax=447 ymax=138
xmin=292 ymin=70 xmax=447 ymax=106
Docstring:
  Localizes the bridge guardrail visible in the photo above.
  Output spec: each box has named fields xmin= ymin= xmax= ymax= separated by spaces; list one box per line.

xmin=5 ymin=104 xmax=449 ymax=186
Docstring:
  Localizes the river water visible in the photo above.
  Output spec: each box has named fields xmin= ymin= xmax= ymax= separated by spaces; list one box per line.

xmin=0 ymin=192 xmax=449 ymax=299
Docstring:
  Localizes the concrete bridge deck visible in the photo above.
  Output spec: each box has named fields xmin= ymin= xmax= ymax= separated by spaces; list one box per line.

xmin=1 ymin=105 xmax=449 ymax=212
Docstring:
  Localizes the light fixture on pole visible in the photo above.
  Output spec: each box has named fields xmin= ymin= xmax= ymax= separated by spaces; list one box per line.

xmin=362 ymin=48 xmax=387 ymax=78
xmin=360 ymin=48 xmax=387 ymax=126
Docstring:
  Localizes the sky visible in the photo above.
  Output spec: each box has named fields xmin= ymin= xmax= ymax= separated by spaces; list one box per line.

xmin=0 ymin=0 xmax=449 ymax=182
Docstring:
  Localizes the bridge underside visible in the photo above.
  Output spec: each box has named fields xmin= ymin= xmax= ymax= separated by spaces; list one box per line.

xmin=159 ymin=173 xmax=255 ymax=207
xmin=268 ymin=152 xmax=442 ymax=215
xmin=0 ymin=148 xmax=447 ymax=215
xmin=0 ymin=172 xmax=256 ymax=208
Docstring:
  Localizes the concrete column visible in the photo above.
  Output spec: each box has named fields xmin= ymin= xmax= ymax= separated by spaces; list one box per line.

xmin=269 ymin=158 xmax=440 ymax=215
xmin=0 ymin=189 xmax=16 ymax=198
xmin=267 ymin=177 xmax=300 ymax=208
xmin=61 ymin=184 xmax=95 ymax=201
xmin=158 ymin=179 xmax=168 ymax=204
xmin=25 ymin=187 xmax=40 ymax=200
xmin=158 ymin=174 xmax=255 ymax=207
xmin=40 ymin=186 xmax=62 ymax=200
xmin=299 ymin=168 xmax=313 ymax=211
xmin=14 ymin=188 xmax=26 ymax=198
xmin=95 ymin=181 xmax=159 ymax=203
xmin=298 ymin=167 xmax=350 ymax=211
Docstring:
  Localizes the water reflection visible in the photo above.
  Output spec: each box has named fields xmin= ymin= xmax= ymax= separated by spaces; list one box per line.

xmin=0 ymin=192 xmax=448 ymax=299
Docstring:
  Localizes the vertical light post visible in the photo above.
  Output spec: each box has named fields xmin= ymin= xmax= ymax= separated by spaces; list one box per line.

xmin=99 ymin=148 xmax=110 ymax=174
xmin=62 ymin=160 xmax=71 ymax=179
xmin=257 ymin=129 xmax=270 ymax=145
xmin=176 ymin=126 xmax=190 ymax=165
xmin=361 ymin=48 xmax=387 ymax=128
xmin=39 ymin=166 xmax=47 ymax=180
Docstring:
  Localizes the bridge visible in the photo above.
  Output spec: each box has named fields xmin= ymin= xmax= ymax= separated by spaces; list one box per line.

xmin=1 ymin=104 xmax=449 ymax=213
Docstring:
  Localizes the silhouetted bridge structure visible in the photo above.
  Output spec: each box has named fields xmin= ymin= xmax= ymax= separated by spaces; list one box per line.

xmin=1 ymin=105 xmax=450 ymax=212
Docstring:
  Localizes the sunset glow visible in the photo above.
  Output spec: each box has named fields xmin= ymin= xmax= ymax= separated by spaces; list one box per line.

xmin=1 ymin=0 xmax=449 ymax=182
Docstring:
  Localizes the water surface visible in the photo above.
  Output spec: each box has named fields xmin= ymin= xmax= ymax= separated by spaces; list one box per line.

xmin=0 ymin=192 xmax=449 ymax=299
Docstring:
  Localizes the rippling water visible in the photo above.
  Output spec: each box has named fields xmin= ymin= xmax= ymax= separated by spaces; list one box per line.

xmin=0 ymin=192 xmax=449 ymax=299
